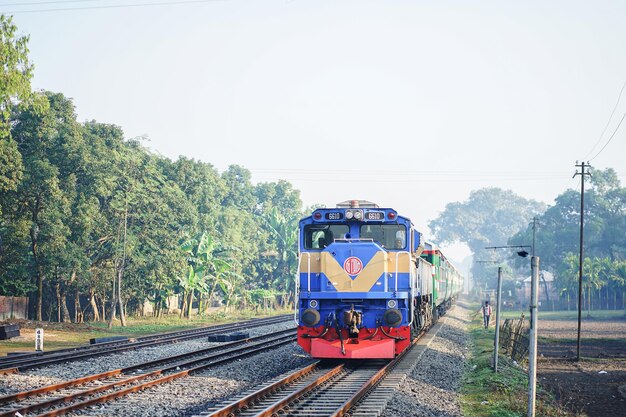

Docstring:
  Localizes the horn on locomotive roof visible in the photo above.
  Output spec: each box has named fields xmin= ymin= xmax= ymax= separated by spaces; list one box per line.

xmin=336 ymin=200 xmax=379 ymax=208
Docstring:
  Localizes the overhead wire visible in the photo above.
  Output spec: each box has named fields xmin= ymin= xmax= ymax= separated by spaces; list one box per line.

xmin=0 ymin=0 xmax=223 ymax=13
xmin=247 ymin=168 xmax=570 ymax=176
xmin=583 ymin=80 xmax=626 ymax=160
xmin=247 ymin=169 xmax=576 ymax=184
xmin=0 ymin=0 xmax=105 ymax=7
xmin=588 ymin=109 xmax=626 ymax=162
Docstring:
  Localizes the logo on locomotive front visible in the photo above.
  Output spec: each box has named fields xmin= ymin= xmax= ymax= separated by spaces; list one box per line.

xmin=343 ymin=256 xmax=363 ymax=276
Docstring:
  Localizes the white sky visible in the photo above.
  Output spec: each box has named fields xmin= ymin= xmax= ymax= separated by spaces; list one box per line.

xmin=7 ymin=0 xmax=626 ymax=262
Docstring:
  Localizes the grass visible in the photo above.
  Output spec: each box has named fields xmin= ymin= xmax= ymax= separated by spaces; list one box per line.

xmin=0 ymin=308 xmax=291 ymax=356
xmin=499 ymin=309 xmax=625 ymax=320
xmin=461 ymin=306 xmax=573 ymax=417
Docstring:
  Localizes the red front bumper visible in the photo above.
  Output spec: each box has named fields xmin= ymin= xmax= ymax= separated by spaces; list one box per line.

xmin=297 ymin=326 xmax=411 ymax=359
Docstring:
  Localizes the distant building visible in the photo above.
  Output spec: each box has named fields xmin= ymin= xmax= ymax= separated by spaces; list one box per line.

xmin=518 ymin=270 xmax=558 ymax=306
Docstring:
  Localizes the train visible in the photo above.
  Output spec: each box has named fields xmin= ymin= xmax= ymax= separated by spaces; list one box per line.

xmin=295 ymin=200 xmax=463 ymax=359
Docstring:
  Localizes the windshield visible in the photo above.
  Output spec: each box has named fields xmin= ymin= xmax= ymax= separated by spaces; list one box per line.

xmin=360 ymin=224 xmax=407 ymax=249
xmin=303 ymin=224 xmax=350 ymax=249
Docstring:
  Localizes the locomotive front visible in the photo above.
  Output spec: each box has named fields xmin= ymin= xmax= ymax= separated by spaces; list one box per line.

xmin=296 ymin=200 xmax=422 ymax=359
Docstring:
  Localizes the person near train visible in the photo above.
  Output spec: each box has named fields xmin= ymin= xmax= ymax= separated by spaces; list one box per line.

xmin=482 ymin=301 xmax=492 ymax=329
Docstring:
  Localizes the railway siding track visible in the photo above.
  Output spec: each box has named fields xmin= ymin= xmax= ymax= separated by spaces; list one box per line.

xmin=199 ymin=314 xmax=447 ymax=417
xmin=0 ymin=329 xmax=296 ymax=417
xmin=0 ymin=315 xmax=290 ymax=374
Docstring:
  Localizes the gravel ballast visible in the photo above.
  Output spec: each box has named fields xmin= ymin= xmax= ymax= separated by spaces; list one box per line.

xmin=381 ymin=303 xmax=470 ymax=417
xmin=70 ymin=342 xmax=313 ymax=417
xmin=0 ymin=320 xmax=295 ymax=396
xmin=0 ymin=308 xmax=471 ymax=417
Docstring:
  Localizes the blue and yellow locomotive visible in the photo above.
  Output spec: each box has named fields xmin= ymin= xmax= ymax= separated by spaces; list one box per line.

xmin=296 ymin=200 xmax=462 ymax=359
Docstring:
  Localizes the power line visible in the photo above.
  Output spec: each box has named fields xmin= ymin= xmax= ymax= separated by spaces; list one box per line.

xmin=250 ymin=175 xmax=574 ymax=184
xmin=589 ymin=109 xmax=626 ymax=162
xmin=0 ymin=0 xmax=223 ymax=14
xmin=0 ymin=0 xmax=104 ymax=7
xmin=247 ymin=168 xmax=571 ymax=176
xmin=583 ymin=81 xmax=626 ymax=160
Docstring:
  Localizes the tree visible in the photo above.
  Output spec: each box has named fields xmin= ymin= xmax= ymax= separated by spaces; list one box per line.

xmin=157 ymin=156 xmax=225 ymax=232
xmin=0 ymin=14 xmax=310 ymax=319
xmin=221 ymin=165 xmax=255 ymax=211
xmin=0 ymin=15 xmax=33 ymax=196
xmin=258 ymin=207 xmax=299 ymax=306
xmin=254 ymin=180 xmax=301 ymax=216
xmin=9 ymin=92 xmax=79 ymax=320
xmin=428 ymin=187 xmax=545 ymax=286
xmin=610 ymin=260 xmax=626 ymax=315
xmin=510 ymin=168 xmax=626 ymax=279
xmin=180 ymin=231 xmax=233 ymax=317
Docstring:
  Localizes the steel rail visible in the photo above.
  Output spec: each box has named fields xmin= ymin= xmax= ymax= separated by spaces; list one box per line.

xmin=205 ymin=361 xmax=320 ymax=417
xmin=0 ymin=315 xmax=289 ymax=367
xmin=0 ymin=328 xmax=294 ymax=406
xmin=0 ymin=315 xmax=289 ymax=365
xmin=206 ymin=362 xmax=346 ymax=417
xmin=330 ymin=358 xmax=399 ymax=416
xmin=204 ymin=362 xmax=381 ymax=417
xmin=33 ymin=337 xmax=296 ymax=417
xmin=0 ymin=315 xmax=290 ymax=373
xmin=254 ymin=364 xmax=345 ymax=417
xmin=202 ymin=329 xmax=429 ymax=417
xmin=0 ymin=331 xmax=296 ymax=417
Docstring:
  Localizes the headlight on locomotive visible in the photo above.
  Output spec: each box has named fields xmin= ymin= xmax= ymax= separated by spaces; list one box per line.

xmin=383 ymin=308 xmax=402 ymax=327
xmin=302 ymin=308 xmax=321 ymax=327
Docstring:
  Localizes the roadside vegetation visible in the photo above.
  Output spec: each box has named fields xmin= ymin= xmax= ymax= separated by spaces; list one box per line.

xmin=430 ymin=181 xmax=626 ymax=314
xmin=0 ymin=15 xmax=306 ymax=326
xmin=500 ymin=309 xmax=625 ymax=320
xmin=461 ymin=307 xmax=572 ymax=417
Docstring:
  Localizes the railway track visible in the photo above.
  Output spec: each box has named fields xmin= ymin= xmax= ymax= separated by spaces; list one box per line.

xmin=0 ymin=328 xmax=296 ymax=417
xmin=201 ymin=319 xmax=446 ymax=417
xmin=202 ymin=360 xmax=387 ymax=417
xmin=0 ymin=315 xmax=290 ymax=374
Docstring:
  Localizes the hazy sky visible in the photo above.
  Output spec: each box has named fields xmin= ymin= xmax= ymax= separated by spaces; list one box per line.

xmin=6 ymin=0 xmax=626 ymax=261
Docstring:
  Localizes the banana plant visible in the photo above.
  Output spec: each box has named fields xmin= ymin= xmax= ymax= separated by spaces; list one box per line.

xmin=260 ymin=207 xmax=298 ymax=306
xmin=180 ymin=231 xmax=232 ymax=316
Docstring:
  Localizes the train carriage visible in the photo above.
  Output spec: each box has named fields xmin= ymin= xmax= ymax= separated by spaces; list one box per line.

xmin=295 ymin=200 xmax=462 ymax=359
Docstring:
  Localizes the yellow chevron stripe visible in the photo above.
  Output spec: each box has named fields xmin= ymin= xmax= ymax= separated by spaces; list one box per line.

xmin=349 ymin=251 xmax=387 ymax=292
xmin=299 ymin=251 xmax=413 ymax=292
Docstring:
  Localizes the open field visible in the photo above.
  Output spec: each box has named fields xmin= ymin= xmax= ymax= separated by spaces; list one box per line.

xmin=536 ymin=315 xmax=626 ymax=417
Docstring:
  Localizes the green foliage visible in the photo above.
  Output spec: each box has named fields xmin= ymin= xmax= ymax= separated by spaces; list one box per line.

xmin=0 ymin=15 xmax=34 ymax=195
xmin=509 ymin=168 xmax=626 ymax=303
xmin=511 ymin=169 xmax=626 ymax=269
xmin=462 ymin=310 xmax=570 ymax=417
xmin=0 ymin=89 xmax=304 ymax=320
xmin=429 ymin=187 xmax=545 ymax=286
xmin=0 ymin=17 xmax=309 ymax=322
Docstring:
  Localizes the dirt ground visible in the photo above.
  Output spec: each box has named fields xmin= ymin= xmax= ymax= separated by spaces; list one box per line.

xmin=537 ymin=317 xmax=626 ymax=417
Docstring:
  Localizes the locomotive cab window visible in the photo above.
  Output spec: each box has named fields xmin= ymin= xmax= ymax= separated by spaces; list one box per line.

xmin=360 ymin=225 xmax=407 ymax=249
xmin=304 ymin=224 xmax=349 ymax=249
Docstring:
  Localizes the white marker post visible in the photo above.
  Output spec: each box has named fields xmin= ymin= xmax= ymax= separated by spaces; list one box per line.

xmin=35 ymin=328 xmax=44 ymax=352
xmin=528 ymin=256 xmax=539 ymax=417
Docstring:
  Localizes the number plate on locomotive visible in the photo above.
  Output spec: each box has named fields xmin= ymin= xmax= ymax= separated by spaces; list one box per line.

xmin=364 ymin=211 xmax=384 ymax=220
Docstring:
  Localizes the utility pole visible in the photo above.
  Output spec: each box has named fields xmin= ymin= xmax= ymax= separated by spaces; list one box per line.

xmin=573 ymin=161 xmax=591 ymax=361
xmin=531 ymin=217 xmax=538 ymax=257
xmin=494 ymin=266 xmax=503 ymax=373
xmin=528 ymin=256 xmax=540 ymax=417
